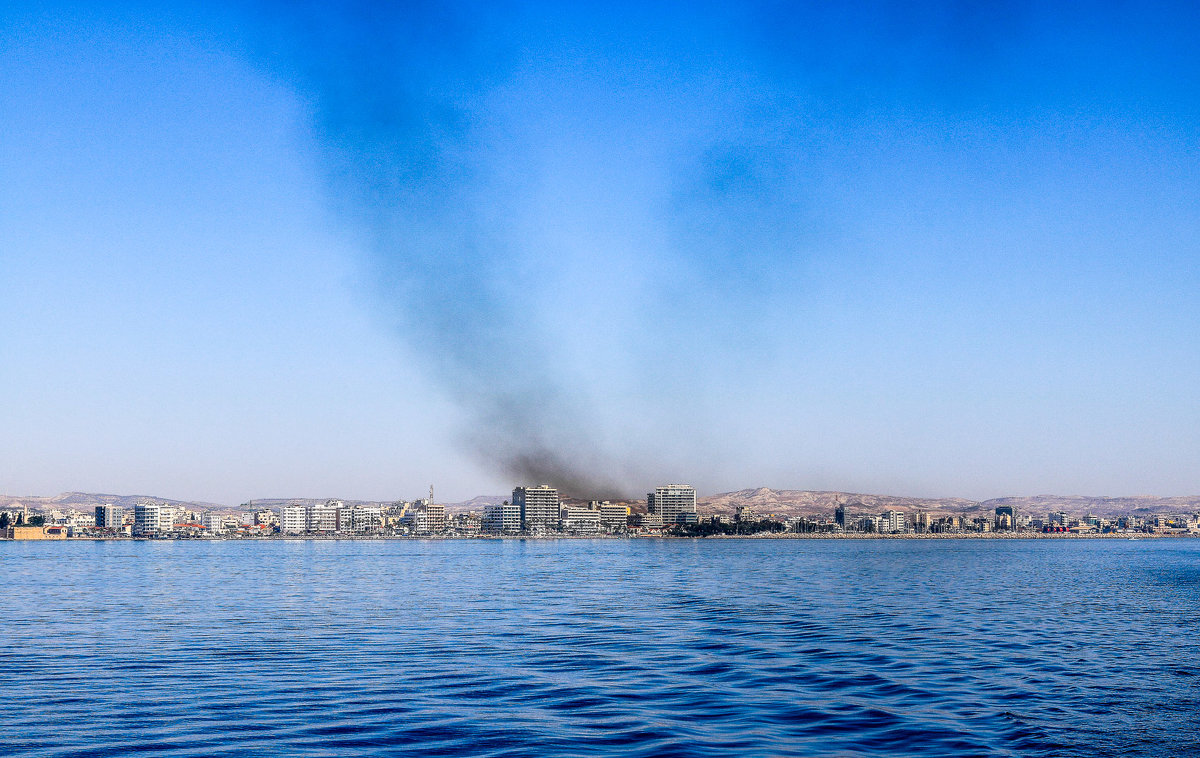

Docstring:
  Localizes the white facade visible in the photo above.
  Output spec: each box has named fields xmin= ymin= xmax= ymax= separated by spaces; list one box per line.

xmin=308 ymin=501 xmax=339 ymax=532
xmin=561 ymin=506 xmax=601 ymax=535
xmin=596 ymin=501 xmax=629 ymax=531
xmin=281 ymin=504 xmax=308 ymax=534
xmin=483 ymin=502 xmax=521 ymax=534
xmin=349 ymin=506 xmax=383 ymax=533
xmin=648 ymin=485 xmax=698 ymax=526
xmin=133 ymin=502 xmax=161 ymax=536
xmin=880 ymin=510 xmax=906 ymax=534
xmin=513 ymin=486 xmax=559 ymax=531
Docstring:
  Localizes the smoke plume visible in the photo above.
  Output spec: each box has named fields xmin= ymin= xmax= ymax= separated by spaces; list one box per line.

xmin=242 ymin=1 xmax=1022 ymax=497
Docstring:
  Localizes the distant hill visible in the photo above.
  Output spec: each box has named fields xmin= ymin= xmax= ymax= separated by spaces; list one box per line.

xmin=0 ymin=491 xmax=227 ymax=512
xmin=698 ymin=489 xmax=1200 ymax=518
xmin=4 ymin=489 xmax=1198 ymax=519
xmin=698 ymin=488 xmax=978 ymax=517
xmin=979 ymin=494 xmax=1200 ymax=515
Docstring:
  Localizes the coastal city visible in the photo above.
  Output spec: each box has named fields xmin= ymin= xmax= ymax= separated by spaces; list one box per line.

xmin=3 ymin=484 xmax=1199 ymax=540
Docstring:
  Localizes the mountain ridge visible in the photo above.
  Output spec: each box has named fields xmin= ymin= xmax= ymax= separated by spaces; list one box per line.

xmin=3 ymin=489 xmax=1199 ymax=518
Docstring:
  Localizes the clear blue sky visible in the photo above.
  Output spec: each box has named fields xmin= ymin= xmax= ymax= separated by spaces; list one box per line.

xmin=2 ymin=1 xmax=1198 ymax=504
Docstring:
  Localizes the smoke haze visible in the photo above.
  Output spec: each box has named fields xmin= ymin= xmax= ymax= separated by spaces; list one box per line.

xmin=243 ymin=2 xmax=824 ymax=496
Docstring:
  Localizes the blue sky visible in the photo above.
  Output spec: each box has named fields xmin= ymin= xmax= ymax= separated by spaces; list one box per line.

xmin=2 ymin=1 xmax=1198 ymax=503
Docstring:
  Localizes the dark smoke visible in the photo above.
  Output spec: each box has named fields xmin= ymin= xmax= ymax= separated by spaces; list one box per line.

xmin=240 ymin=1 xmax=1027 ymax=497
xmin=247 ymin=1 xmax=647 ymax=497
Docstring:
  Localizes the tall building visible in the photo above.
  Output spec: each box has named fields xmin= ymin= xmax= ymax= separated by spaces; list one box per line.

xmin=402 ymin=502 xmax=445 ymax=534
xmin=281 ymin=504 xmax=308 ymax=534
xmin=647 ymin=485 xmax=698 ymax=526
xmin=95 ymin=504 xmax=124 ymax=530
xmin=835 ymin=503 xmax=849 ymax=530
xmin=513 ymin=486 xmax=559 ymax=532
xmin=995 ymin=505 xmax=1018 ymax=531
xmin=307 ymin=501 xmax=339 ymax=532
xmin=880 ymin=510 xmax=906 ymax=534
xmin=132 ymin=502 xmax=162 ymax=537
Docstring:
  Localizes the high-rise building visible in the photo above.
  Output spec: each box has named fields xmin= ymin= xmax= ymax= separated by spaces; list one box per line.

xmin=995 ymin=505 xmax=1018 ymax=531
xmin=402 ymin=502 xmax=445 ymax=534
xmin=133 ymin=502 xmax=162 ymax=537
xmin=513 ymin=486 xmax=559 ymax=532
xmin=835 ymin=503 xmax=849 ymax=530
xmin=647 ymin=485 xmax=698 ymax=526
xmin=880 ymin=510 xmax=906 ymax=534
xmin=281 ymin=504 xmax=307 ymax=534
xmin=95 ymin=504 xmax=124 ymax=530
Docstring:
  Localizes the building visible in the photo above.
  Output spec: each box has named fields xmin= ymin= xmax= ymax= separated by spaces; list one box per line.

xmin=560 ymin=505 xmax=601 ymax=535
xmin=638 ymin=512 xmax=664 ymax=530
xmin=95 ymin=505 xmax=124 ymax=530
xmin=307 ymin=501 xmax=340 ymax=533
xmin=648 ymin=485 xmax=698 ymax=526
xmin=880 ymin=510 xmax=906 ymax=534
xmin=483 ymin=502 xmax=521 ymax=534
xmin=133 ymin=502 xmax=164 ymax=537
xmin=401 ymin=501 xmax=445 ymax=534
xmin=595 ymin=501 xmax=629 ymax=532
xmin=4 ymin=525 xmax=66 ymax=540
xmin=453 ymin=512 xmax=482 ymax=535
xmin=513 ymin=485 xmax=560 ymax=532
xmin=424 ymin=502 xmax=446 ymax=534
xmin=995 ymin=504 xmax=1018 ymax=531
xmin=835 ymin=503 xmax=851 ymax=530
xmin=281 ymin=504 xmax=308 ymax=534
xmin=349 ymin=505 xmax=383 ymax=533
xmin=254 ymin=508 xmax=279 ymax=528
xmin=734 ymin=505 xmax=756 ymax=523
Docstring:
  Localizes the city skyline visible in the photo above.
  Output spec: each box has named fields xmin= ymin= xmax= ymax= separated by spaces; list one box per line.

xmin=3 ymin=2 xmax=1199 ymax=504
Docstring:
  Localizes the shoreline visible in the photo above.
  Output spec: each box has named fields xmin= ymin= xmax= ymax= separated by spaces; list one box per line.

xmin=4 ymin=532 xmax=1195 ymax=542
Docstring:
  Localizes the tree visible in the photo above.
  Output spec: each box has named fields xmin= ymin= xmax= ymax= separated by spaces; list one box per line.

xmin=0 ymin=512 xmax=8 ymax=529
xmin=28 ymin=515 xmax=44 ymax=527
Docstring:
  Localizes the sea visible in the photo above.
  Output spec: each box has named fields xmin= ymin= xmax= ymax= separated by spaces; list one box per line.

xmin=1 ymin=538 xmax=1197 ymax=757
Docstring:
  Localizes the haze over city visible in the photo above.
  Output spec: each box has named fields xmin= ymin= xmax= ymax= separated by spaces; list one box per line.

xmin=3 ymin=1 xmax=1198 ymax=504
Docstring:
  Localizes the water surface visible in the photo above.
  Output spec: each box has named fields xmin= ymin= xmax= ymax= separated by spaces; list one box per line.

xmin=1 ymin=538 xmax=1197 ymax=756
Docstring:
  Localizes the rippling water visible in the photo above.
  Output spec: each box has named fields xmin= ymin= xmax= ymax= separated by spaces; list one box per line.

xmin=1 ymin=538 xmax=1198 ymax=757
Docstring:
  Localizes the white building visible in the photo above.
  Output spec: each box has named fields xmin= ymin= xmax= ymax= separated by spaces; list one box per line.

xmin=648 ymin=485 xmax=698 ymax=526
xmin=281 ymin=504 xmax=308 ymax=534
xmin=133 ymin=502 xmax=163 ymax=537
xmin=513 ymin=486 xmax=559 ymax=532
xmin=483 ymin=502 xmax=521 ymax=534
xmin=880 ymin=510 xmax=906 ymax=534
xmin=349 ymin=505 xmax=383 ymax=533
xmin=561 ymin=505 xmax=601 ymax=535
xmin=596 ymin=501 xmax=629 ymax=532
xmin=307 ymin=501 xmax=340 ymax=533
